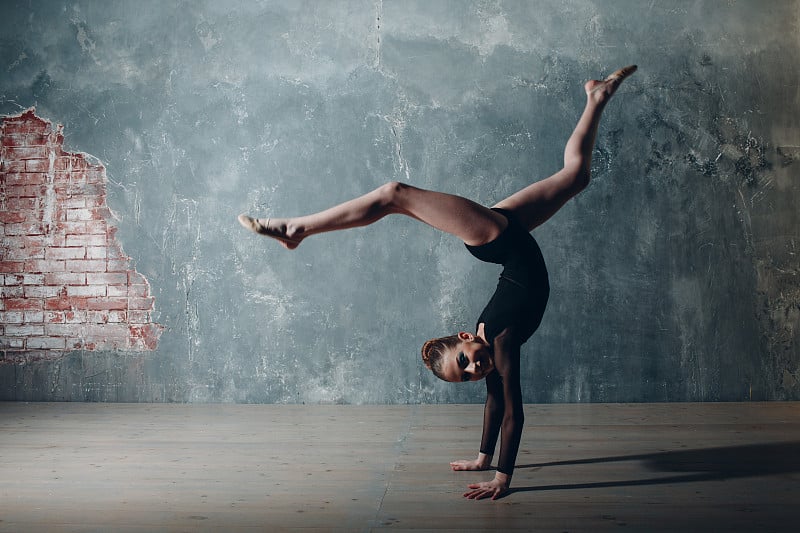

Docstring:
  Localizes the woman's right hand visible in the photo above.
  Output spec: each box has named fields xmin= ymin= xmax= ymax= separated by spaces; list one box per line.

xmin=450 ymin=453 xmax=491 ymax=471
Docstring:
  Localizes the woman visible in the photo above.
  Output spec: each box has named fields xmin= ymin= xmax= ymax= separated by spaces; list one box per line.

xmin=238 ymin=65 xmax=637 ymax=500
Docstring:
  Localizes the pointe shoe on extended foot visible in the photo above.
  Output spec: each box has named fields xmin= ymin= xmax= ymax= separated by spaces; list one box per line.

xmin=237 ymin=214 xmax=301 ymax=249
xmin=604 ymin=64 xmax=638 ymax=83
xmin=589 ymin=64 xmax=638 ymax=95
xmin=237 ymin=214 xmax=266 ymax=234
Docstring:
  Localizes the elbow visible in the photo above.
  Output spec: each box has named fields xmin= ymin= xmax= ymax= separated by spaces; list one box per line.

xmin=503 ymin=410 xmax=524 ymax=428
xmin=485 ymin=401 xmax=504 ymax=422
xmin=485 ymin=394 xmax=503 ymax=412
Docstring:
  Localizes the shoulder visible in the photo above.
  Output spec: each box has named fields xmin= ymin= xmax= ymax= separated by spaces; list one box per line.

xmin=492 ymin=327 xmax=519 ymax=351
xmin=490 ymin=328 xmax=521 ymax=373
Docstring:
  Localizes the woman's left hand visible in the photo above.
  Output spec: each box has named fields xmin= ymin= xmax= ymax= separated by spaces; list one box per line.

xmin=463 ymin=476 xmax=509 ymax=500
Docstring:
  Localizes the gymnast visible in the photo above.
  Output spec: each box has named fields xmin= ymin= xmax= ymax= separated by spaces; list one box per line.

xmin=238 ymin=65 xmax=637 ymax=500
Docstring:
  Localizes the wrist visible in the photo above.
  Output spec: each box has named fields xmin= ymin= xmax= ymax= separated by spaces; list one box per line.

xmin=477 ymin=452 xmax=492 ymax=469
xmin=494 ymin=471 xmax=511 ymax=486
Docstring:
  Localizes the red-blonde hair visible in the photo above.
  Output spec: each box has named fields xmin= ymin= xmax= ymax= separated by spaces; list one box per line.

xmin=421 ymin=334 xmax=460 ymax=381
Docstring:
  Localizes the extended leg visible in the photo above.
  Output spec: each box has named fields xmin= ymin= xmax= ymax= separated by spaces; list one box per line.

xmin=493 ymin=65 xmax=636 ymax=231
xmin=238 ymin=181 xmax=508 ymax=249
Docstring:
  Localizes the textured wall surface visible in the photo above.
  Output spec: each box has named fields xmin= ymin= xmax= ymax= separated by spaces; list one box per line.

xmin=1 ymin=0 xmax=798 ymax=403
xmin=1 ymin=110 xmax=163 ymax=356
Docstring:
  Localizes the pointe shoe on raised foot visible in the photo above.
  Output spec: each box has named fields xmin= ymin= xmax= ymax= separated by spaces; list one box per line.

xmin=590 ymin=64 xmax=638 ymax=94
xmin=605 ymin=65 xmax=637 ymax=83
xmin=237 ymin=214 xmax=301 ymax=248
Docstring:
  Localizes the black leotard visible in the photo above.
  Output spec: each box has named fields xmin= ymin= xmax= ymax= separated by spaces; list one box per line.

xmin=465 ymin=207 xmax=549 ymax=476
xmin=466 ymin=208 xmax=549 ymax=344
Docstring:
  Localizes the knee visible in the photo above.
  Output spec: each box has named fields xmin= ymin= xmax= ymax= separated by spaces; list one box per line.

xmin=563 ymin=151 xmax=592 ymax=190
xmin=574 ymin=168 xmax=591 ymax=192
xmin=564 ymin=165 xmax=591 ymax=195
xmin=377 ymin=181 xmax=408 ymax=208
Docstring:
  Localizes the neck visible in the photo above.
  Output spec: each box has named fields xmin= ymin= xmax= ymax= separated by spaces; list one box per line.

xmin=476 ymin=322 xmax=488 ymax=344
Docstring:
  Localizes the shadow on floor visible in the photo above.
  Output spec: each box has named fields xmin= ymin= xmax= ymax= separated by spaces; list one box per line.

xmin=510 ymin=441 xmax=800 ymax=494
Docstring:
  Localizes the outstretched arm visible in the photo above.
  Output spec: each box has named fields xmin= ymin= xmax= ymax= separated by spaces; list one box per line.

xmin=449 ymin=371 xmax=503 ymax=472
xmin=463 ymin=333 xmax=524 ymax=500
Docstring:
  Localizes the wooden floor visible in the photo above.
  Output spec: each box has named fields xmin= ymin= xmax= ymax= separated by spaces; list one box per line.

xmin=1 ymin=402 xmax=799 ymax=532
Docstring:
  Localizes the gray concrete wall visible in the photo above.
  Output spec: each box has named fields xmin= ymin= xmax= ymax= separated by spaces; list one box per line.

xmin=1 ymin=0 xmax=798 ymax=403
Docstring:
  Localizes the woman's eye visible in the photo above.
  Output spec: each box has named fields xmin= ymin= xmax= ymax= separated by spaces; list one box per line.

xmin=458 ymin=353 xmax=467 ymax=367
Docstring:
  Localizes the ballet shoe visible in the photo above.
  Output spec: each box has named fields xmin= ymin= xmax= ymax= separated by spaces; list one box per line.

xmin=605 ymin=64 xmax=638 ymax=83
xmin=238 ymin=214 xmax=265 ymax=234
xmin=589 ymin=64 xmax=638 ymax=94
xmin=237 ymin=214 xmax=301 ymax=248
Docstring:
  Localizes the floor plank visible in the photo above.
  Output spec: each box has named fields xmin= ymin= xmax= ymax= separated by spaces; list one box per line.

xmin=1 ymin=402 xmax=799 ymax=532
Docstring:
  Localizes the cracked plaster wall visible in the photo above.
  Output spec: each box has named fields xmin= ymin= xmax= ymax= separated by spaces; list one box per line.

xmin=0 ymin=0 xmax=798 ymax=402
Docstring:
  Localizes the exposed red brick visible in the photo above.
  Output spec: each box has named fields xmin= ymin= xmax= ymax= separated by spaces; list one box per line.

xmin=83 ymin=220 xmax=108 ymax=234
xmin=128 ymin=297 xmax=155 ymax=311
xmin=1 ymin=311 xmax=23 ymax=323
xmin=7 ymin=184 xmax=47 ymax=197
xmin=24 ymin=259 xmax=66 ymax=273
xmin=45 ymin=311 xmax=66 ymax=323
xmin=1 ymin=108 xmax=162 ymax=359
xmin=0 ymin=212 xmax=27 ymax=224
xmin=129 ymin=324 xmax=160 ymax=350
xmin=127 ymin=311 xmax=151 ymax=324
xmin=4 ymin=246 xmax=44 ymax=261
xmin=87 ymin=273 xmax=127 ymax=285
xmin=65 ymin=259 xmax=106 ymax=272
xmin=45 ymin=247 xmax=86 ymax=260
xmin=24 ymin=311 xmax=44 ymax=323
xmin=5 ymin=223 xmax=44 ymax=236
xmin=5 ymin=197 xmax=37 ymax=210
xmin=127 ymin=284 xmax=149 ymax=298
xmin=25 ymin=159 xmax=51 ymax=173
xmin=23 ymin=285 xmax=61 ymax=298
xmin=106 ymin=260 xmax=130 ymax=272
xmin=26 ymin=337 xmax=67 ymax=350
xmin=107 ymin=285 xmax=128 ymax=297
xmin=5 ymin=298 xmax=43 ymax=311
xmin=86 ymin=247 xmax=106 ymax=259
xmin=66 ymin=285 xmax=106 ymax=297
xmin=4 ymin=172 xmax=47 ymax=186
xmin=3 ymin=275 xmax=23 ymax=286
xmin=2 ymin=110 xmax=50 ymax=133
xmin=0 ymin=337 xmax=24 ymax=350
xmin=22 ymin=274 xmax=45 ymax=285
xmin=2 ymin=133 xmax=26 ymax=147
xmin=1 ymin=160 xmax=26 ymax=172
xmin=4 ymin=324 xmax=44 ymax=336
xmin=5 ymin=146 xmax=49 ymax=160
xmin=44 ymin=297 xmax=84 ymax=311
xmin=45 ymin=272 xmax=86 ymax=285
xmin=86 ymin=298 xmax=128 ymax=311
xmin=1 ymin=287 xmax=23 ymax=299
xmin=0 ymin=262 xmax=26 ymax=273
xmin=66 ymin=234 xmax=106 ymax=247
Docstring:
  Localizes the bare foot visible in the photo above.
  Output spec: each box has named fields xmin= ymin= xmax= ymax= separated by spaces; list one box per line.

xmin=585 ymin=64 xmax=637 ymax=104
xmin=237 ymin=214 xmax=302 ymax=250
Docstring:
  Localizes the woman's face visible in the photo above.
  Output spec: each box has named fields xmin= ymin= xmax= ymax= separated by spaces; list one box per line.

xmin=440 ymin=332 xmax=495 ymax=383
